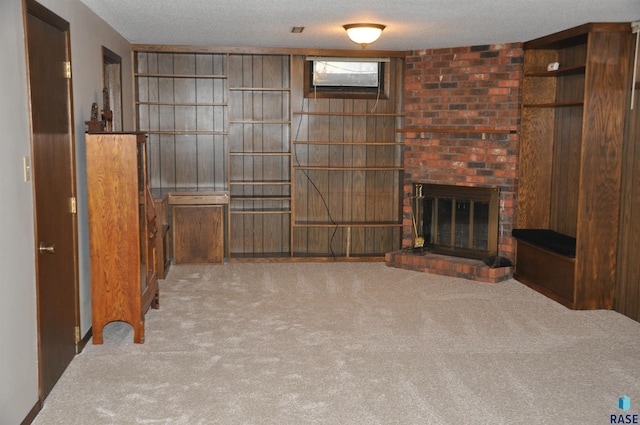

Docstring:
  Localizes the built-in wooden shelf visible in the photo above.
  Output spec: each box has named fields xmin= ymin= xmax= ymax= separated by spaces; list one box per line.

xmin=516 ymin=22 xmax=632 ymax=310
xmin=294 ymin=111 xmax=403 ymax=117
xmin=229 ymin=180 xmax=291 ymax=185
xmin=522 ymin=101 xmax=584 ymax=108
xmin=524 ymin=64 xmax=586 ymax=77
xmin=232 ymin=196 xmax=290 ymax=201
xmin=294 ymin=166 xmax=404 ymax=171
xmin=135 ymin=73 xmax=227 ymax=79
xmin=293 ymin=141 xmax=400 ymax=146
xmin=136 ymin=101 xmax=227 ymax=107
xmin=397 ymin=127 xmax=517 ymax=134
xmin=229 ymin=152 xmax=291 ymax=156
xmin=135 ymin=50 xmax=404 ymax=260
xmin=294 ymin=222 xmax=402 ymax=228
xmin=230 ymin=120 xmax=291 ymax=124
xmin=229 ymin=87 xmax=291 ymax=91
xmin=231 ymin=209 xmax=291 ymax=214
xmin=145 ymin=130 xmax=228 ymax=135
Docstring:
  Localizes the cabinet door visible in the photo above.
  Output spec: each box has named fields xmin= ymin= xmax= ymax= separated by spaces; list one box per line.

xmin=145 ymin=187 xmax=158 ymax=283
xmin=173 ymin=205 xmax=224 ymax=264
xmin=137 ymin=139 xmax=148 ymax=293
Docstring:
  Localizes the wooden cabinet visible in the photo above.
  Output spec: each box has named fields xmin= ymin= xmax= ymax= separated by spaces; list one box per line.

xmin=168 ymin=191 xmax=229 ymax=264
xmin=173 ymin=206 xmax=224 ymax=263
xmin=616 ymin=28 xmax=640 ymax=321
xmin=515 ymin=23 xmax=633 ymax=309
xmin=86 ymin=132 xmax=159 ymax=344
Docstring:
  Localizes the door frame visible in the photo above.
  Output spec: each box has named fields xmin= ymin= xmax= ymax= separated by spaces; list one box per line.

xmin=23 ymin=0 xmax=81 ymax=399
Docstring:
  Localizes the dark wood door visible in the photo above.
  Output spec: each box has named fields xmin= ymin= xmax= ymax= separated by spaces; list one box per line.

xmin=25 ymin=0 xmax=79 ymax=400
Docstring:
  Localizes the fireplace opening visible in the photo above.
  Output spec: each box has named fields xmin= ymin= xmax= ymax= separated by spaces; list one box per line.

xmin=413 ymin=183 xmax=499 ymax=260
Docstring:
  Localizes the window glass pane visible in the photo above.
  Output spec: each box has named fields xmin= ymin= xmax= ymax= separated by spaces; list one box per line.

xmin=312 ymin=61 xmax=379 ymax=87
xmin=473 ymin=201 xmax=490 ymax=250
xmin=454 ymin=200 xmax=470 ymax=248
xmin=437 ymin=198 xmax=452 ymax=246
xmin=423 ymin=197 xmax=434 ymax=244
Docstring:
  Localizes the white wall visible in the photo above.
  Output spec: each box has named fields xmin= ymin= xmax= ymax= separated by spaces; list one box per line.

xmin=0 ymin=1 xmax=39 ymax=423
xmin=0 ymin=0 xmax=132 ymax=422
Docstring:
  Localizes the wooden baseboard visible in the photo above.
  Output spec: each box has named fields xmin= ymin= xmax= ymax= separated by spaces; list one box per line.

xmin=20 ymin=399 xmax=42 ymax=425
xmin=77 ymin=327 xmax=92 ymax=353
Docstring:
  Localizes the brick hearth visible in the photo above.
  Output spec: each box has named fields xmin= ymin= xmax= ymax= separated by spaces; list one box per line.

xmin=385 ymin=43 xmax=523 ymax=282
xmin=385 ymin=250 xmax=513 ymax=283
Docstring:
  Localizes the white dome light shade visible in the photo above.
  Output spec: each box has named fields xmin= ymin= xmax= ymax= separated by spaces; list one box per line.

xmin=343 ymin=23 xmax=386 ymax=48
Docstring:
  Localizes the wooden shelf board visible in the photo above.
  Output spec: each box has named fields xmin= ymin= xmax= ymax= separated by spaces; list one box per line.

xmin=135 ymin=73 xmax=227 ymax=79
xmin=294 ymin=111 xmax=403 ymax=117
xmin=524 ymin=65 xmax=586 ymax=77
xmin=136 ymin=101 xmax=228 ymax=107
xmin=522 ymin=101 xmax=584 ymax=108
xmin=229 ymin=87 xmax=291 ymax=91
xmin=143 ymin=130 xmax=228 ymax=136
xmin=231 ymin=196 xmax=291 ymax=201
xmin=397 ymin=127 xmax=517 ymax=134
xmin=294 ymin=166 xmax=403 ymax=171
xmin=293 ymin=141 xmax=400 ymax=146
xmin=230 ymin=120 xmax=291 ymax=124
xmin=229 ymin=152 xmax=291 ymax=156
xmin=230 ymin=209 xmax=291 ymax=214
xmin=294 ymin=221 xmax=402 ymax=228
xmin=229 ymin=181 xmax=291 ymax=185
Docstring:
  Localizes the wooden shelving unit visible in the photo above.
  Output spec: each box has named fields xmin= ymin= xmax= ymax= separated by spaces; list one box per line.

xmin=134 ymin=51 xmax=229 ymax=191
xmin=227 ymin=54 xmax=292 ymax=258
xmin=134 ymin=48 xmax=405 ymax=261
xmin=515 ymin=22 xmax=633 ymax=309
xmin=289 ymin=56 xmax=404 ymax=258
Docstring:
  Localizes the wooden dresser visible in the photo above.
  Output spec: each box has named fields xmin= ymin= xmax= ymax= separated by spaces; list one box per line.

xmin=86 ymin=132 xmax=159 ymax=343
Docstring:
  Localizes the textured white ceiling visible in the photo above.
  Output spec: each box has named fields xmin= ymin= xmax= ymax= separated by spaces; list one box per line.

xmin=79 ymin=0 xmax=639 ymax=51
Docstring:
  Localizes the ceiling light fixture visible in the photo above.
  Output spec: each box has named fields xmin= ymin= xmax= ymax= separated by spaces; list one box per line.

xmin=343 ymin=23 xmax=386 ymax=48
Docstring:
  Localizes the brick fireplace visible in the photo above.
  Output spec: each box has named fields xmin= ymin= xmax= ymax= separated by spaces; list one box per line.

xmin=386 ymin=43 xmax=523 ymax=283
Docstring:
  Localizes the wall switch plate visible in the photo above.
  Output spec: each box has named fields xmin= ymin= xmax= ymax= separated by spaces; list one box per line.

xmin=23 ymin=156 xmax=31 ymax=182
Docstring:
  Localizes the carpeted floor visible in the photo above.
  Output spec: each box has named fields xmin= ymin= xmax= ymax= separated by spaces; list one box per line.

xmin=33 ymin=262 xmax=640 ymax=424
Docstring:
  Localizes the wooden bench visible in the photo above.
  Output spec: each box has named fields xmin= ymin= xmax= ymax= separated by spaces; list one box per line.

xmin=512 ymin=229 xmax=577 ymax=308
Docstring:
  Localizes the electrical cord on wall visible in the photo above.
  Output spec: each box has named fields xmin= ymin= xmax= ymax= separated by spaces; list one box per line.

xmin=293 ymin=96 xmax=339 ymax=259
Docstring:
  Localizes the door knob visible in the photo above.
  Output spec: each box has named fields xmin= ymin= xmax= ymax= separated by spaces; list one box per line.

xmin=38 ymin=242 xmax=55 ymax=254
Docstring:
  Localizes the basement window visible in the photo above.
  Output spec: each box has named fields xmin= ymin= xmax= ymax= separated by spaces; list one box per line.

xmin=304 ymin=57 xmax=389 ymax=99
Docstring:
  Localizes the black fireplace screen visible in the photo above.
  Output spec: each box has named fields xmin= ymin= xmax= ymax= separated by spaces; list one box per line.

xmin=413 ymin=183 xmax=499 ymax=260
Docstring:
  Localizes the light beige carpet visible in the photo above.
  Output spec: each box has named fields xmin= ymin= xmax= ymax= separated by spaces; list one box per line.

xmin=33 ymin=262 xmax=640 ymax=424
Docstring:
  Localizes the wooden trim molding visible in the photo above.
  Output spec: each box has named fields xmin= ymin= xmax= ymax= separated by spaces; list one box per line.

xmin=132 ymin=44 xmax=411 ymax=58
xmin=20 ymin=400 xmax=42 ymax=425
